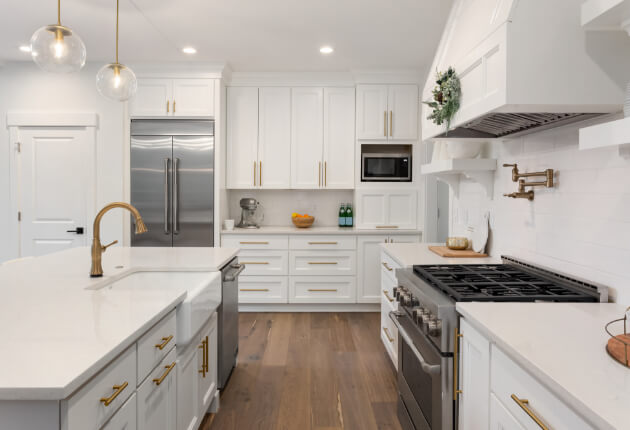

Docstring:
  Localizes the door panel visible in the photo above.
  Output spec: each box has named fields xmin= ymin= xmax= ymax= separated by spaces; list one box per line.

xmin=355 ymin=190 xmax=387 ymax=229
xmin=357 ymin=236 xmax=389 ymax=303
xmin=18 ymin=127 xmax=93 ymax=257
xmin=258 ymin=87 xmax=291 ymax=188
xmin=387 ymin=191 xmax=418 ymax=229
xmin=172 ymin=79 xmax=215 ymax=117
xmin=356 ymin=85 xmax=388 ymax=140
xmin=130 ymin=136 xmax=173 ymax=247
xmin=323 ymin=87 xmax=355 ymax=189
xmin=130 ymin=79 xmax=172 ymax=117
xmin=291 ymin=87 xmax=324 ymax=189
xmin=172 ymin=136 xmax=214 ymax=247
xmin=388 ymin=85 xmax=418 ymax=140
xmin=226 ymin=87 xmax=258 ymax=188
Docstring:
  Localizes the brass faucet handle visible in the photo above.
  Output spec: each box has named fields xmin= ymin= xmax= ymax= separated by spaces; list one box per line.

xmin=101 ymin=240 xmax=119 ymax=252
xmin=502 ymin=163 xmax=517 ymax=168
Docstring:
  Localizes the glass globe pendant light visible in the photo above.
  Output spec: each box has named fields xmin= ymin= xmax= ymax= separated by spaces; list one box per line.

xmin=96 ymin=0 xmax=137 ymax=101
xmin=30 ymin=0 xmax=86 ymax=73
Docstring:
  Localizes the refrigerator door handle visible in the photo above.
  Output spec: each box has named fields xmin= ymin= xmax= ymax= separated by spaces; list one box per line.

xmin=173 ymin=157 xmax=180 ymax=235
xmin=163 ymin=158 xmax=170 ymax=234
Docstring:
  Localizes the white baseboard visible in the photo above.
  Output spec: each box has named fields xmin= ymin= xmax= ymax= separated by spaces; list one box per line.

xmin=238 ymin=303 xmax=379 ymax=312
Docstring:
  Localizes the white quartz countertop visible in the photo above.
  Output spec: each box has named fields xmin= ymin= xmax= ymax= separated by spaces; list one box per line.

xmin=0 ymin=246 xmax=238 ymax=401
xmin=457 ymin=302 xmax=630 ymax=430
xmin=381 ymin=242 xmax=501 ymax=267
xmin=221 ymin=225 xmax=422 ymax=235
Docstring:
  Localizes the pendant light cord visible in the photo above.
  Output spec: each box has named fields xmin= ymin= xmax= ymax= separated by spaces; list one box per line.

xmin=57 ymin=0 xmax=61 ymax=25
xmin=115 ymin=0 xmax=119 ymax=64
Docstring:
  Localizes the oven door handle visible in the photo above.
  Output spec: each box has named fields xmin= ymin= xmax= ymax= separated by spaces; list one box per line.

xmin=389 ymin=311 xmax=441 ymax=375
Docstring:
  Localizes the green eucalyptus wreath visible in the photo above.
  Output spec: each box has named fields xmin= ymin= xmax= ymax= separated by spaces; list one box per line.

xmin=423 ymin=67 xmax=461 ymax=133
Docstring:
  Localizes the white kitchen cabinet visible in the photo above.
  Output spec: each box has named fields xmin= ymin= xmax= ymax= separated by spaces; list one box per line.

xmin=289 ymin=250 xmax=356 ymax=276
xmin=176 ymin=337 xmax=200 ymax=430
xmin=197 ymin=314 xmax=218 ymax=417
xmin=291 ymin=87 xmax=324 ymax=188
xmin=226 ymin=87 xmax=259 ymax=189
xmin=356 ymin=85 xmax=418 ymax=141
xmin=289 ymin=276 xmax=356 ymax=303
xmin=137 ymin=348 xmax=177 ymax=430
xmin=323 ymin=87 xmax=355 ymax=188
xmin=130 ymin=78 xmax=215 ymax=117
xmin=355 ymin=189 xmax=417 ymax=230
xmin=101 ymin=394 xmax=137 ymax=430
xmin=258 ymin=87 xmax=291 ymax=188
xmin=458 ymin=318 xmax=491 ymax=430
xmin=489 ymin=394 xmax=525 ymax=430
xmin=238 ymin=276 xmax=289 ymax=304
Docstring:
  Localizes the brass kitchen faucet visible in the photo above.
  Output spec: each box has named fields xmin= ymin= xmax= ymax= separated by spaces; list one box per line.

xmin=503 ymin=164 xmax=554 ymax=201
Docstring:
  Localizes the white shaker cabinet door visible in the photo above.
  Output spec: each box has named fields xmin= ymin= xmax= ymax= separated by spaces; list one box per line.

xmin=176 ymin=341 xmax=200 ymax=430
xmin=323 ymin=87 xmax=355 ymax=189
xmin=258 ymin=87 xmax=291 ymax=189
xmin=356 ymin=85 xmax=389 ymax=140
xmin=197 ymin=314 xmax=218 ymax=417
xmin=101 ymin=394 xmax=137 ymax=430
xmin=386 ymin=190 xmax=417 ymax=230
xmin=388 ymin=85 xmax=418 ymax=140
xmin=489 ymin=394 xmax=526 ymax=430
xmin=357 ymin=235 xmax=389 ymax=303
xmin=130 ymin=79 xmax=172 ymax=117
xmin=227 ymin=87 xmax=259 ymax=189
xmin=355 ymin=190 xmax=388 ymax=229
xmin=172 ymin=79 xmax=215 ymax=117
xmin=137 ymin=349 xmax=177 ymax=430
xmin=291 ymin=87 xmax=324 ymax=189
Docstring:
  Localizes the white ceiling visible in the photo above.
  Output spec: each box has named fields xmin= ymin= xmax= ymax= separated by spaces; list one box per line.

xmin=1 ymin=0 xmax=452 ymax=72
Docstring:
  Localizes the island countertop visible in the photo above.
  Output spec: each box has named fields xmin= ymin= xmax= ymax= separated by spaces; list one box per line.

xmin=0 ymin=246 xmax=238 ymax=401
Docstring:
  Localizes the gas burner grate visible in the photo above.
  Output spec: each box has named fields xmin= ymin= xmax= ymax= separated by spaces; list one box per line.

xmin=412 ymin=264 xmax=599 ymax=302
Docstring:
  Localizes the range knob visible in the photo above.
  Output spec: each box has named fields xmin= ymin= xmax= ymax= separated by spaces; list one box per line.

xmin=413 ymin=307 xmax=430 ymax=324
xmin=402 ymin=294 xmax=414 ymax=306
xmin=394 ymin=287 xmax=406 ymax=301
xmin=421 ymin=315 xmax=435 ymax=334
xmin=427 ymin=319 xmax=442 ymax=337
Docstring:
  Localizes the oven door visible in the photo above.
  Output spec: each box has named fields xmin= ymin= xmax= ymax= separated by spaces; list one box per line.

xmin=362 ymin=154 xmax=411 ymax=182
xmin=390 ymin=311 xmax=452 ymax=430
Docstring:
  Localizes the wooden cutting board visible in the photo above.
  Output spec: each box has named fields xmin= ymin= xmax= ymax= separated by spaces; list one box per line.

xmin=429 ymin=246 xmax=488 ymax=258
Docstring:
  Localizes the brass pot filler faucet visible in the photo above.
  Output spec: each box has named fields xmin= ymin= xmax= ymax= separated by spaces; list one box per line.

xmin=503 ymin=163 xmax=554 ymax=201
xmin=90 ymin=202 xmax=148 ymax=277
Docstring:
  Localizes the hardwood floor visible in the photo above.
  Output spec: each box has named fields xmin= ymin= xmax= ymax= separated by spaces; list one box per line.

xmin=200 ymin=312 xmax=401 ymax=430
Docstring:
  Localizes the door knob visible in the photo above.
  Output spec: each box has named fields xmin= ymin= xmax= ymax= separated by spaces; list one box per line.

xmin=66 ymin=227 xmax=84 ymax=234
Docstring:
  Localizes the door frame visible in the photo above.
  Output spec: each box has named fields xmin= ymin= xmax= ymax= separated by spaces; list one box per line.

xmin=6 ymin=112 xmax=98 ymax=259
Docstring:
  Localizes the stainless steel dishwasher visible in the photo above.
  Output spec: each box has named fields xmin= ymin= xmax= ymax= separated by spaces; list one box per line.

xmin=219 ymin=258 xmax=243 ymax=389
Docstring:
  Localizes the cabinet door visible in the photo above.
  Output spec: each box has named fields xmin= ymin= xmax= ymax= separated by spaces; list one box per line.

xmin=198 ymin=315 xmax=218 ymax=417
xmin=489 ymin=394 xmax=525 ymax=430
xmin=356 ymin=85 xmax=389 ymax=140
xmin=459 ymin=318 xmax=491 ymax=430
xmin=172 ymin=79 xmax=215 ymax=117
xmin=291 ymin=87 xmax=324 ymax=188
xmin=355 ymin=190 xmax=387 ymax=229
xmin=357 ymin=235 xmax=389 ymax=303
xmin=323 ymin=87 xmax=355 ymax=189
xmin=388 ymin=85 xmax=418 ymax=140
xmin=137 ymin=348 xmax=177 ymax=430
xmin=101 ymin=394 xmax=136 ymax=430
xmin=227 ymin=87 xmax=258 ymax=189
xmin=386 ymin=190 xmax=417 ymax=229
xmin=130 ymin=79 xmax=172 ymax=117
xmin=258 ymin=87 xmax=291 ymax=188
xmin=176 ymin=342 xmax=200 ymax=430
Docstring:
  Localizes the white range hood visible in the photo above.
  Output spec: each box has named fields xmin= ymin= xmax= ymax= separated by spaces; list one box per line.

xmin=422 ymin=0 xmax=629 ymax=140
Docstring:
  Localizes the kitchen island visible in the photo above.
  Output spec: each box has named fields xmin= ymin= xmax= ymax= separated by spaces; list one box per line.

xmin=0 ymin=246 xmax=238 ymax=430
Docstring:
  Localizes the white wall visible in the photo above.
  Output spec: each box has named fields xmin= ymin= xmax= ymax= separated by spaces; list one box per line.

xmin=450 ymin=116 xmax=630 ymax=304
xmin=0 ymin=62 xmax=126 ymax=262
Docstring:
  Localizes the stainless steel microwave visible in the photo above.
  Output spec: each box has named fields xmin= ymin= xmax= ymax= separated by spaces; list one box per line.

xmin=361 ymin=152 xmax=412 ymax=182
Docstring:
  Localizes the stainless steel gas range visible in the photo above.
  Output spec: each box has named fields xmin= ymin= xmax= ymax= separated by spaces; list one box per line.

xmin=389 ymin=256 xmax=607 ymax=430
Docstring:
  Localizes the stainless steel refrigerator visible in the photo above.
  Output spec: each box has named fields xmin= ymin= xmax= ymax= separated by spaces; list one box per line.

xmin=130 ymin=119 xmax=214 ymax=247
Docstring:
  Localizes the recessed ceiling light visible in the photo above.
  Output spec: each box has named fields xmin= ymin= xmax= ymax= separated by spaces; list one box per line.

xmin=319 ymin=46 xmax=334 ymax=54
xmin=182 ymin=47 xmax=197 ymax=55
xmin=19 ymin=45 xmax=31 ymax=53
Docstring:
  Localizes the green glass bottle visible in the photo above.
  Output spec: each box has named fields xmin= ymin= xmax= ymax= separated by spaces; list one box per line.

xmin=345 ymin=203 xmax=353 ymax=227
xmin=338 ymin=204 xmax=346 ymax=227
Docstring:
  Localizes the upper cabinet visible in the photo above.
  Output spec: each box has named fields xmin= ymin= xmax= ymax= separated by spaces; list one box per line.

xmin=356 ymin=84 xmax=418 ymax=141
xmin=226 ymin=87 xmax=259 ymax=189
xmin=130 ymin=78 xmax=215 ymax=117
xmin=323 ymin=88 xmax=356 ymax=189
xmin=291 ymin=88 xmax=324 ymax=189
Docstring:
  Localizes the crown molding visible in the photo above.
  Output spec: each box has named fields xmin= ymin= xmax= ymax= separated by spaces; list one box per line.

xmin=128 ymin=62 xmax=231 ymax=79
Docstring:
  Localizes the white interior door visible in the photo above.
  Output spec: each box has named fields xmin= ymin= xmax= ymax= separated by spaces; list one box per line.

xmin=15 ymin=127 xmax=95 ymax=257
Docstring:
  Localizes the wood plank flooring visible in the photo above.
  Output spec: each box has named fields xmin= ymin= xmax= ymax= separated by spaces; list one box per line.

xmin=200 ymin=312 xmax=401 ymax=430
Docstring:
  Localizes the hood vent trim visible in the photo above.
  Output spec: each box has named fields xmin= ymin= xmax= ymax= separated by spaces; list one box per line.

xmin=435 ymin=112 xmax=604 ymax=139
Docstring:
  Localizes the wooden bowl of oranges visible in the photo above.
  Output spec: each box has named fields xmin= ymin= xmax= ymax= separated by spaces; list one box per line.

xmin=292 ymin=213 xmax=314 ymax=228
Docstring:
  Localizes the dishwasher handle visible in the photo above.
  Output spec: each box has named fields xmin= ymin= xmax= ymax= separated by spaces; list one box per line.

xmin=224 ymin=264 xmax=245 ymax=282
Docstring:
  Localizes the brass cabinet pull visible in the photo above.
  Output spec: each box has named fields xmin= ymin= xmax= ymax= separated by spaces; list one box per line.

xmin=198 ymin=337 xmax=208 ymax=377
xmin=511 ymin=395 xmax=549 ymax=430
xmin=376 ymin=225 xmax=399 ymax=229
xmin=100 ymin=382 xmax=128 ymax=406
xmin=308 ymin=262 xmax=338 ymax=265
xmin=324 ymin=161 xmax=327 ymax=187
xmin=166 ymin=100 xmax=169 ymax=113
xmin=308 ymin=288 xmax=338 ymax=292
xmin=383 ymin=327 xmax=394 ymax=343
xmin=453 ymin=328 xmax=463 ymax=401
xmin=382 ymin=262 xmax=393 ymax=272
xmin=382 ymin=289 xmax=394 ymax=302
xmin=153 ymin=362 xmax=176 ymax=386
xmin=173 ymin=100 xmax=176 ymax=113
xmin=240 ymin=288 xmax=270 ymax=292
xmin=239 ymin=241 xmax=269 ymax=245
xmin=308 ymin=241 xmax=338 ymax=245
xmin=384 ymin=111 xmax=387 ymax=136
xmin=259 ymin=160 xmax=262 ymax=186
xmin=318 ymin=161 xmax=321 ymax=187
xmin=204 ymin=335 xmax=209 ymax=373
xmin=253 ymin=161 xmax=257 ymax=186
xmin=389 ymin=111 xmax=393 ymax=137
xmin=240 ymin=261 xmax=269 ymax=265
xmin=154 ymin=335 xmax=174 ymax=350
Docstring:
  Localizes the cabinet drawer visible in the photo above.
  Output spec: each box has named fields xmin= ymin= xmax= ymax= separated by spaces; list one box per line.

xmin=289 ymin=276 xmax=356 ymax=303
xmin=239 ymin=250 xmax=288 ymax=275
xmin=289 ymin=235 xmax=356 ymax=250
xmin=238 ymin=276 xmax=288 ymax=303
xmin=381 ymin=276 xmax=397 ymax=309
xmin=137 ymin=310 xmax=176 ymax=385
xmin=491 ymin=346 xmax=594 ymax=430
xmin=102 ymin=394 xmax=137 ymax=430
xmin=380 ymin=296 xmax=398 ymax=367
xmin=62 ymin=345 xmax=136 ymax=430
xmin=380 ymin=251 xmax=399 ymax=284
xmin=221 ymin=235 xmax=288 ymax=250
xmin=289 ymin=250 xmax=356 ymax=276
xmin=137 ymin=348 xmax=177 ymax=430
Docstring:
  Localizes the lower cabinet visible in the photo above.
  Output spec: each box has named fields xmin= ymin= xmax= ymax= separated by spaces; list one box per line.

xmin=289 ymin=276 xmax=356 ymax=303
xmin=137 ymin=348 xmax=177 ymax=430
xmin=458 ymin=318 xmax=490 ymax=430
xmin=489 ymin=393 xmax=525 ymax=430
xmin=239 ymin=276 xmax=288 ymax=303
xmin=355 ymin=189 xmax=418 ymax=230
xmin=101 ymin=394 xmax=137 ymax=430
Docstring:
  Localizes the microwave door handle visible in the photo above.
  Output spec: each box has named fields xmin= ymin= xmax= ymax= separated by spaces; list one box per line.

xmin=389 ymin=312 xmax=441 ymax=375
